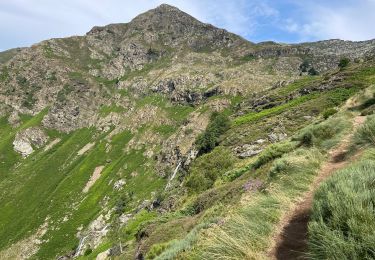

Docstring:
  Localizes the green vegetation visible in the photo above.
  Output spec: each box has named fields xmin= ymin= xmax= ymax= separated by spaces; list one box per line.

xmin=234 ymin=93 xmax=319 ymax=126
xmin=1 ymin=17 xmax=375 ymax=260
xmin=153 ymin=124 xmax=176 ymax=137
xmin=0 ymin=48 xmax=20 ymax=64
xmin=239 ymin=53 xmax=256 ymax=63
xmin=355 ymin=114 xmax=375 ymax=146
xmin=308 ymin=160 xmax=375 ymax=260
xmin=186 ymin=147 xmax=236 ymax=192
xmin=57 ymin=84 xmax=74 ymax=102
xmin=322 ymin=108 xmax=337 ymax=119
xmin=338 ymin=57 xmax=350 ymax=69
xmin=0 ymin=111 xmax=166 ymax=259
xmin=43 ymin=44 xmax=56 ymax=58
xmin=99 ymin=104 xmax=126 ymax=117
xmin=0 ymin=66 xmax=9 ymax=82
xmin=294 ymin=115 xmax=350 ymax=149
xmin=152 ymin=221 xmax=214 ymax=259
xmin=195 ymin=148 xmax=324 ymax=259
xmin=196 ymin=112 xmax=230 ymax=154
xmin=84 ymin=248 xmax=93 ymax=256
xmin=252 ymin=141 xmax=296 ymax=169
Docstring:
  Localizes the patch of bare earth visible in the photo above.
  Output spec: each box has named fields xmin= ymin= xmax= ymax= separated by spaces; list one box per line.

xmin=0 ymin=219 xmax=49 ymax=259
xmin=83 ymin=166 xmax=104 ymax=193
xmin=43 ymin=138 xmax=61 ymax=152
xmin=77 ymin=142 xmax=95 ymax=156
xmin=269 ymin=116 xmax=366 ymax=260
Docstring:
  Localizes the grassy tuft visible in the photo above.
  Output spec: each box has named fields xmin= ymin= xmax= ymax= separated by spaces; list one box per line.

xmin=308 ymin=160 xmax=375 ymax=260
xmin=194 ymin=148 xmax=324 ymax=260
xmin=354 ymin=115 xmax=375 ymax=146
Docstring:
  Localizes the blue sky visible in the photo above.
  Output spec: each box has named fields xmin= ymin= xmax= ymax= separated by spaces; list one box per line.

xmin=1 ymin=0 xmax=375 ymax=51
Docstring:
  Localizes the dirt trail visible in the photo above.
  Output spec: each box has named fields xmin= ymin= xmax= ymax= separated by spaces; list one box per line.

xmin=269 ymin=115 xmax=366 ymax=260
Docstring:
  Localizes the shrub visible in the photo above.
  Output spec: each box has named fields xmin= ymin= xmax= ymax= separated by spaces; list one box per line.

xmin=268 ymin=148 xmax=323 ymax=181
xmin=153 ymin=221 xmax=214 ymax=260
xmin=354 ymin=115 xmax=375 ymax=146
xmin=196 ymin=112 xmax=230 ymax=155
xmin=308 ymin=160 xmax=375 ymax=259
xmin=186 ymin=147 xmax=236 ymax=192
xmin=294 ymin=116 xmax=349 ymax=149
xmin=299 ymin=60 xmax=310 ymax=72
xmin=338 ymin=57 xmax=350 ymax=69
xmin=308 ymin=67 xmax=319 ymax=76
xmin=147 ymin=242 xmax=170 ymax=259
xmin=252 ymin=141 xmax=296 ymax=169
xmin=322 ymin=108 xmax=337 ymax=119
xmin=16 ymin=75 xmax=28 ymax=87
xmin=84 ymin=248 xmax=93 ymax=256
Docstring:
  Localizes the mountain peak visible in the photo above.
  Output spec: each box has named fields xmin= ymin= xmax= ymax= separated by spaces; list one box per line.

xmin=130 ymin=3 xmax=199 ymax=27
xmin=154 ymin=3 xmax=182 ymax=12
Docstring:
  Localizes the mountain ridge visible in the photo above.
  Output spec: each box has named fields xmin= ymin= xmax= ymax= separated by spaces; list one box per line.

xmin=0 ymin=4 xmax=374 ymax=259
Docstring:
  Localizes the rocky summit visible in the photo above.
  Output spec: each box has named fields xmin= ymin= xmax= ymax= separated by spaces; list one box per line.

xmin=0 ymin=4 xmax=375 ymax=260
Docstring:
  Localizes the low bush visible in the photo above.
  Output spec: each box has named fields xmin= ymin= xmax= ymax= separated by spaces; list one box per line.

xmin=84 ymin=248 xmax=93 ymax=256
xmin=308 ymin=67 xmax=319 ymax=76
xmin=147 ymin=242 xmax=170 ymax=259
xmin=322 ymin=108 xmax=337 ymax=119
xmin=294 ymin=116 xmax=349 ymax=149
xmin=354 ymin=115 xmax=375 ymax=146
xmin=186 ymin=147 xmax=236 ymax=192
xmin=153 ymin=221 xmax=215 ymax=260
xmin=268 ymin=148 xmax=323 ymax=182
xmin=308 ymin=160 xmax=375 ymax=259
xmin=252 ymin=141 xmax=296 ymax=169
xmin=338 ymin=57 xmax=350 ymax=69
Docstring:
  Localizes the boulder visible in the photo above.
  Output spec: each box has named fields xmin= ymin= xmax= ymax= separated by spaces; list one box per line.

xmin=13 ymin=127 xmax=49 ymax=157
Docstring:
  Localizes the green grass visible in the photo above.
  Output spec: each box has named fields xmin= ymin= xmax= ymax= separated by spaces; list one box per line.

xmin=120 ymin=210 xmax=158 ymax=242
xmin=294 ymin=114 xmax=351 ymax=150
xmin=354 ymin=114 xmax=375 ymax=146
xmin=152 ymin=221 xmax=215 ymax=260
xmin=99 ymin=104 xmax=126 ymax=117
xmin=153 ymin=124 xmax=177 ymax=137
xmin=0 ymin=48 xmax=20 ymax=64
xmin=193 ymin=148 xmax=324 ymax=260
xmin=308 ymin=160 xmax=375 ymax=260
xmin=135 ymin=94 xmax=195 ymax=124
xmin=277 ymin=76 xmax=320 ymax=96
xmin=233 ymin=93 xmax=319 ymax=126
xmin=0 ymin=66 xmax=9 ymax=82
xmin=0 ymin=109 xmax=48 ymax=176
xmin=0 ymin=114 xmax=166 ymax=259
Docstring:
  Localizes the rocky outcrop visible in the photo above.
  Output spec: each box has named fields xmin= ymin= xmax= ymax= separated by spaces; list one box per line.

xmin=234 ymin=139 xmax=266 ymax=158
xmin=13 ymin=127 xmax=48 ymax=157
xmin=8 ymin=110 xmax=21 ymax=128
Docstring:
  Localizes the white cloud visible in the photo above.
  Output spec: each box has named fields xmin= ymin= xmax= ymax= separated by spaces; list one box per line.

xmin=282 ymin=0 xmax=375 ymax=41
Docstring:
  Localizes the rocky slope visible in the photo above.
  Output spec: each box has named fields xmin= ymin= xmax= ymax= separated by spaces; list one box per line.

xmin=0 ymin=4 xmax=374 ymax=259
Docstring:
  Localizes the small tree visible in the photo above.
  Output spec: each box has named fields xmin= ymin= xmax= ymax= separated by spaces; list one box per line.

xmin=308 ymin=67 xmax=319 ymax=76
xmin=338 ymin=58 xmax=350 ymax=69
xmin=299 ymin=60 xmax=310 ymax=72
xmin=195 ymin=112 xmax=230 ymax=155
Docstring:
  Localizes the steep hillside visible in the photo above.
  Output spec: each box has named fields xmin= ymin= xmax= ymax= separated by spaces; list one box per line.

xmin=0 ymin=4 xmax=374 ymax=259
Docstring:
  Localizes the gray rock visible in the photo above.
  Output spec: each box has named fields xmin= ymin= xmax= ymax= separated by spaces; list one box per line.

xmin=13 ymin=127 xmax=49 ymax=157
xmin=268 ymin=132 xmax=287 ymax=143
xmin=238 ymin=144 xmax=263 ymax=158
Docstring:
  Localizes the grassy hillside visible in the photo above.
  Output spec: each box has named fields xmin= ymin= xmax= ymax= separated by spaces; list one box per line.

xmin=0 ymin=57 xmax=374 ymax=259
xmin=0 ymin=5 xmax=375 ymax=259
